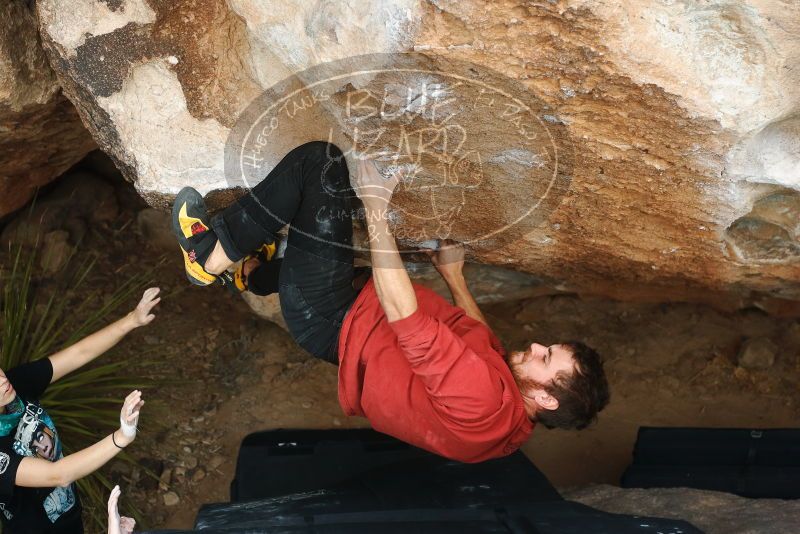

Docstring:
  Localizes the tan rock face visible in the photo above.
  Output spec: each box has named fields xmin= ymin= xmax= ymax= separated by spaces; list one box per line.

xmin=35 ymin=0 xmax=800 ymax=308
xmin=0 ymin=1 xmax=95 ymax=218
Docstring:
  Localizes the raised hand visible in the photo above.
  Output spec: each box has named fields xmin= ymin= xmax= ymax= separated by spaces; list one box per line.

xmin=107 ymin=485 xmax=121 ymax=534
xmin=107 ymin=485 xmax=136 ymax=534
xmin=131 ymin=287 xmax=160 ymax=327
xmin=116 ymin=390 xmax=144 ymax=447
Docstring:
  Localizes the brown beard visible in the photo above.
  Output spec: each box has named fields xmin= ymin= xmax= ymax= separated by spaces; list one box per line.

xmin=504 ymin=352 xmax=550 ymax=394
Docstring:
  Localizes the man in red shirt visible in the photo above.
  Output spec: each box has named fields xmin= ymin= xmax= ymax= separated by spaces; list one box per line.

xmin=172 ymin=142 xmax=610 ymax=462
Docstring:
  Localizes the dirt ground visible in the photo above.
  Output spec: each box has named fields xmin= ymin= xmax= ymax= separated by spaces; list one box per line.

xmin=3 ymin=170 xmax=799 ymax=532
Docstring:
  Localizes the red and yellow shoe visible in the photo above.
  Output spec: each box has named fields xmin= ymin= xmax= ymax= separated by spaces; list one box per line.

xmin=172 ymin=187 xmax=218 ymax=286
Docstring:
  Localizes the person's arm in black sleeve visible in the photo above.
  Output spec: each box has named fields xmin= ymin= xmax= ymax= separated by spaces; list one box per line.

xmin=0 ymin=446 xmax=23 ymax=499
xmin=5 ymin=358 xmax=54 ymax=400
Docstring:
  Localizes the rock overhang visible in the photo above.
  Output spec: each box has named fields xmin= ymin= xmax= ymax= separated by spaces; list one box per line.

xmin=31 ymin=0 xmax=800 ymax=308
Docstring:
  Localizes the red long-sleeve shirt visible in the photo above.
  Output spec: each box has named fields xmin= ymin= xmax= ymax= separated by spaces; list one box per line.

xmin=337 ymin=278 xmax=533 ymax=463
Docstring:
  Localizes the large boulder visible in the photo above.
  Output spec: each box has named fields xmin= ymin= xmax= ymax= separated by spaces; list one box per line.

xmin=566 ymin=484 xmax=800 ymax=534
xmin=35 ymin=0 xmax=800 ymax=308
xmin=0 ymin=1 xmax=95 ymax=218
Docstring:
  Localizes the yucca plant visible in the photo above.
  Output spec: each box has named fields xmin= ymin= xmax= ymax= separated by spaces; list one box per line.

xmin=0 ymin=241 xmax=157 ymax=532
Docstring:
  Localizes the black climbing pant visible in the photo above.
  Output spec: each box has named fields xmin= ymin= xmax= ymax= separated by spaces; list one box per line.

xmin=211 ymin=142 xmax=359 ymax=364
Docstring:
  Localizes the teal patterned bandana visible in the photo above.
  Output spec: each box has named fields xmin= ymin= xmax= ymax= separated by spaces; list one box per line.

xmin=0 ymin=397 xmax=24 ymax=437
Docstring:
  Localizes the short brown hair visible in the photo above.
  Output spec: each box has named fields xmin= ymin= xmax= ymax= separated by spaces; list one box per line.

xmin=535 ymin=341 xmax=610 ymax=430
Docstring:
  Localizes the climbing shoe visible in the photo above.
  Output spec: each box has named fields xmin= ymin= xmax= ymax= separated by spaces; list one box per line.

xmin=228 ymin=242 xmax=278 ymax=295
xmin=172 ymin=187 xmax=218 ymax=286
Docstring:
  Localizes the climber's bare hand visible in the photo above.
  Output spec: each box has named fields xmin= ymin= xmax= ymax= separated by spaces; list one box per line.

xmin=425 ymin=239 xmax=465 ymax=279
xmin=355 ymin=159 xmax=399 ymax=212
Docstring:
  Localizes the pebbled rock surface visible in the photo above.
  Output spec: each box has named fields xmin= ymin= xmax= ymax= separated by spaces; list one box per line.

xmin=0 ymin=1 xmax=95 ymax=218
xmin=34 ymin=0 xmax=800 ymax=308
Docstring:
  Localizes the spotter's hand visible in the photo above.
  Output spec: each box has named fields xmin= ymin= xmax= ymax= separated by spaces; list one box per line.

xmin=117 ymin=390 xmax=144 ymax=447
xmin=131 ymin=287 xmax=160 ymax=327
xmin=107 ymin=485 xmax=136 ymax=534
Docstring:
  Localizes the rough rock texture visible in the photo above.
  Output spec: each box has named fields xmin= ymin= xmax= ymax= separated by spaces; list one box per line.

xmin=407 ymin=262 xmax=552 ymax=304
xmin=0 ymin=1 xmax=95 ymax=218
xmin=566 ymin=484 xmax=800 ymax=534
xmin=35 ymin=0 xmax=800 ymax=308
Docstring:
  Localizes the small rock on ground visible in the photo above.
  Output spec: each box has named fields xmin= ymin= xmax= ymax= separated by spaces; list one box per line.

xmin=737 ymin=337 xmax=777 ymax=370
xmin=163 ymin=491 xmax=180 ymax=507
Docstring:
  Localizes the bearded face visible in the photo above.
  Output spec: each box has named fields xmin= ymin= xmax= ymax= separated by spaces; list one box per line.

xmin=505 ymin=343 xmax=576 ymax=405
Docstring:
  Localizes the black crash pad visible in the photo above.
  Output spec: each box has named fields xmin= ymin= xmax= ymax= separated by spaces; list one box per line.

xmin=140 ymin=428 xmax=702 ymax=533
xmin=622 ymin=427 xmax=800 ymax=498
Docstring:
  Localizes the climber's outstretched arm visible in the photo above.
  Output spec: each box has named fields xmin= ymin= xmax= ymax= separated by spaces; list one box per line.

xmin=48 ymin=288 xmax=160 ymax=383
xmin=355 ymin=160 xmax=417 ymax=322
xmin=426 ymin=240 xmax=488 ymax=326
